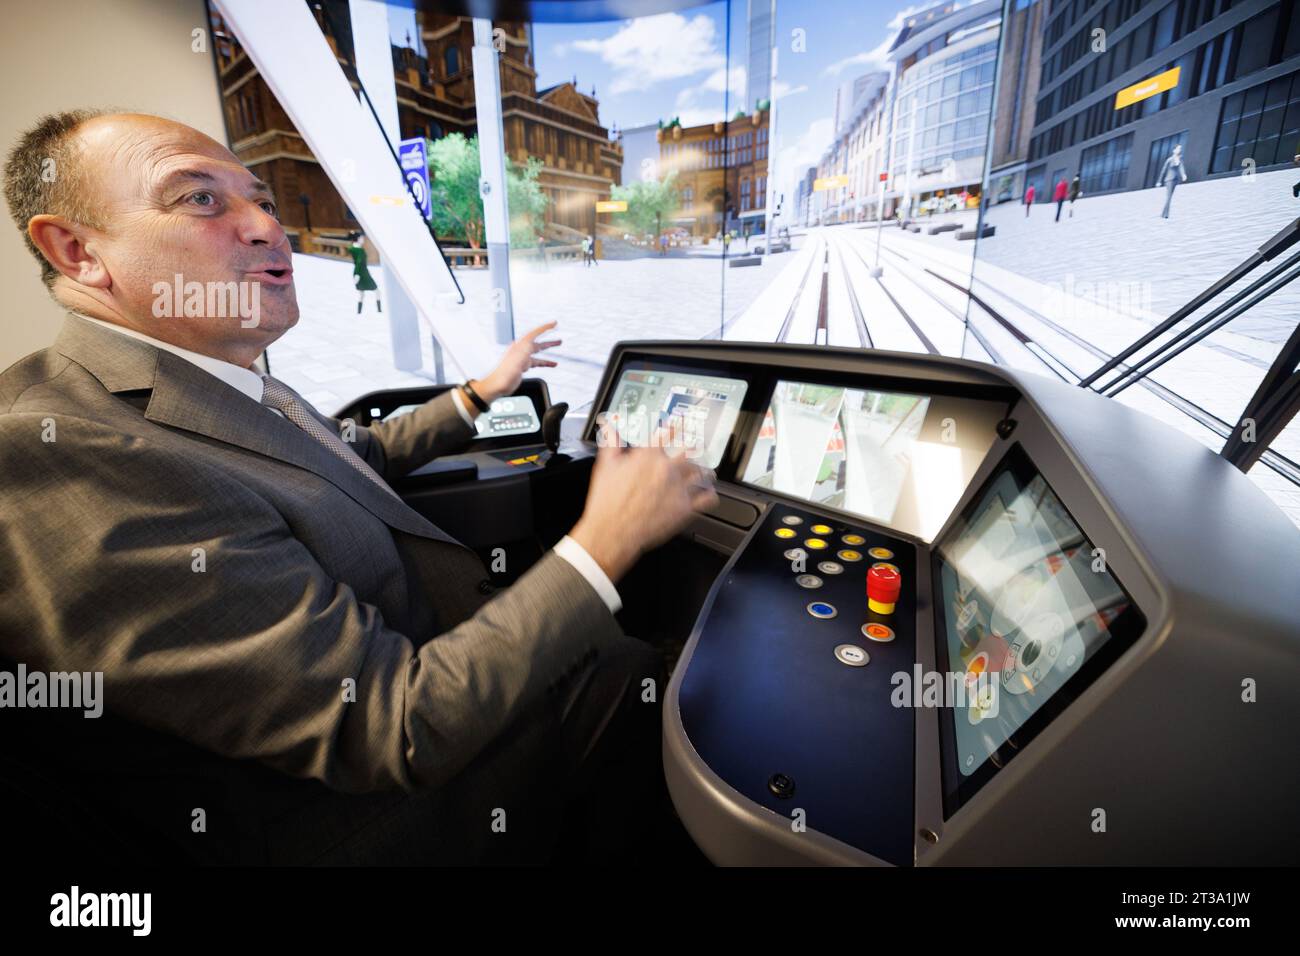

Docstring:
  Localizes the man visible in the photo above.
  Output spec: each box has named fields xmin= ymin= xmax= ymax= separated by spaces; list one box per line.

xmin=0 ymin=111 xmax=716 ymax=863
xmin=1052 ymin=176 xmax=1068 ymax=222
xmin=1158 ymin=143 xmax=1188 ymax=219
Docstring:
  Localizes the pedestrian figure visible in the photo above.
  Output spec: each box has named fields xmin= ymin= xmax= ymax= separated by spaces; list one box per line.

xmin=1158 ymin=144 xmax=1188 ymax=219
xmin=1053 ymin=176 xmax=1069 ymax=222
xmin=1068 ymin=175 xmax=1081 ymax=217
xmin=659 ymin=233 xmax=668 ymax=256
xmin=588 ymin=234 xmax=599 ymax=266
xmin=349 ymin=232 xmax=380 ymax=314
xmin=581 ymin=234 xmax=592 ymax=267
xmin=1024 ymin=183 xmax=1035 ymax=216
xmin=536 ymin=233 xmax=547 ymax=270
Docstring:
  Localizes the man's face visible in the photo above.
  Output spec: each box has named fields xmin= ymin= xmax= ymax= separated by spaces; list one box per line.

xmin=75 ymin=114 xmax=299 ymax=354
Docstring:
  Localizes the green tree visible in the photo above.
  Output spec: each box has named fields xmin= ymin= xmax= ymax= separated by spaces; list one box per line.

xmin=425 ymin=133 xmax=549 ymax=249
xmin=506 ymin=155 xmax=548 ymax=247
xmin=610 ymin=171 xmax=679 ymax=240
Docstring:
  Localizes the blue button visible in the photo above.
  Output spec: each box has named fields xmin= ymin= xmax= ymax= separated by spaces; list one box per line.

xmin=807 ymin=602 xmax=838 ymax=620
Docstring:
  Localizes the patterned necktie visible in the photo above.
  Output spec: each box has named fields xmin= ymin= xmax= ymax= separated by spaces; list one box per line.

xmin=260 ymin=375 xmax=401 ymax=501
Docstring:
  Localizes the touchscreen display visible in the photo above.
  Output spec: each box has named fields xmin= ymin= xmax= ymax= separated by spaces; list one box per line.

xmin=936 ymin=448 xmax=1139 ymax=779
xmin=741 ymin=380 xmax=930 ymax=523
xmin=602 ymin=369 xmax=748 ymax=469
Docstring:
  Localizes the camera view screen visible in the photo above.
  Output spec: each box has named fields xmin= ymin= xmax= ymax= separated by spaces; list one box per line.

xmin=936 ymin=452 xmax=1136 ymax=777
xmin=741 ymin=380 xmax=930 ymax=523
xmin=382 ymin=396 xmax=540 ymax=438
xmin=602 ymin=369 xmax=748 ymax=469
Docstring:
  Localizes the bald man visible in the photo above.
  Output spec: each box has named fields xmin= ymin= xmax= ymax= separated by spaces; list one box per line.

xmin=0 ymin=111 xmax=716 ymax=864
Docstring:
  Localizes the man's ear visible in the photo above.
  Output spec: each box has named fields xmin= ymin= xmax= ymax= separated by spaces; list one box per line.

xmin=27 ymin=214 xmax=112 ymax=289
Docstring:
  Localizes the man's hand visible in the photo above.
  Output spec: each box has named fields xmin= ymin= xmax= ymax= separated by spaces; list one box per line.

xmin=569 ymin=428 xmax=719 ymax=583
xmin=474 ymin=321 xmax=561 ymax=403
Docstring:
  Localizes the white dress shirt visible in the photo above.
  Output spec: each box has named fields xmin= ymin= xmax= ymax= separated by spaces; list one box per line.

xmin=74 ymin=314 xmax=621 ymax=612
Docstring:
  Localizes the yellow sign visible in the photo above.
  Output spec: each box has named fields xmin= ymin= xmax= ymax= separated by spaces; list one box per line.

xmin=1115 ymin=66 xmax=1180 ymax=110
xmin=813 ymin=174 xmax=850 ymax=192
xmin=596 ymin=200 xmax=628 ymax=212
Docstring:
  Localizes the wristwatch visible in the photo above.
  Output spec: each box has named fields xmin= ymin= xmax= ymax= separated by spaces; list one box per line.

xmin=461 ymin=380 xmax=491 ymax=414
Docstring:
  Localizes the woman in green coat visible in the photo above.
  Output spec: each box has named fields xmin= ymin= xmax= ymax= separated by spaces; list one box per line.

xmin=349 ymin=232 xmax=381 ymax=314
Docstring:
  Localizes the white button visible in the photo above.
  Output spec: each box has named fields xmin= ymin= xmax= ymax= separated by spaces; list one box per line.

xmin=796 ymin=574 xmax=823 ymax=589
xmin=784 ymin=548 xmax=808 ymax=562
xmin=781 ymin=515 xmax=803 ymax=525
xmin=818 ymin=561 xmax=844 ymax=575
xmin=834 ymin=644 xmax=869 ymax=667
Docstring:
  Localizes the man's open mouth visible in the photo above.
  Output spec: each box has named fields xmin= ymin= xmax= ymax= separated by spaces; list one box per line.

xmin=247 ymin=266 xmax=293 ymax=285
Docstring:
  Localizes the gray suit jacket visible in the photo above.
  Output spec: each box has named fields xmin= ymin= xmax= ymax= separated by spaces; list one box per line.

xmin=0 ymin=313 xmax=622 ymax=859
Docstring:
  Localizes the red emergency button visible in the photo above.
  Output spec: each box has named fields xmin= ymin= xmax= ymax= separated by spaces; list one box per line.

xmin=867 ymin=563 xmax=901 ymax=615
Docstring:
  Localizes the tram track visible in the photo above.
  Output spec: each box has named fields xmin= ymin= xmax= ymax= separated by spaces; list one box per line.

xmin=877 ymin=232 xmax=1300 ymax=486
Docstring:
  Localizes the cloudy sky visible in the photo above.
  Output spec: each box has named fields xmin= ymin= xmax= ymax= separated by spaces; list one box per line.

xmin=390 ymin=1 xmax=955 ymax=214
xmin=533 ymin=1 xmax=943 ymax=214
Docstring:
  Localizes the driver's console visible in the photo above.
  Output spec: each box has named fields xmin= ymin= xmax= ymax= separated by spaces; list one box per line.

xmin=351 ymin=340 xmax=1300 ymax=866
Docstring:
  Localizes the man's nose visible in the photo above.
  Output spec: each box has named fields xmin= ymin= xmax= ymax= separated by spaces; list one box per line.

xmin=236 ymin=199 xmax=287 ymax=247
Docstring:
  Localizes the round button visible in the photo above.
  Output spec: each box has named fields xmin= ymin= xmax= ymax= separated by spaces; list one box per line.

xmin=834 ymin=644 xmax=870 ymax=667
xmin=781 ymin=515 xmax=803 ymax=526
xmin=784 ymin=547 xmax=808 ymax=562
xmin=774 ymin=527 xmax=796 ymax=539
xmin=818 ymin=561 xmax=844 ymax=575
xmin=810 ymin=523 xmax=833 ymax=535
xmin=806 ymin=602 xmax=837 ymax=619
xmin=842 ymin=533 xmax=866 ymax=546
xmin=871 ymin=561 xmax=900 ymax=575
xmin=796 ymin=574 xmax=823 ymax=589
xmin=804 ymin=537 xmax=828 ymax=550
xmin=868 ymin=547 xmax=894 ymax=560
xmin=837 ymin=549 xmax=863 ymax=562
xmin=862 ymin=623 xmax=896 ymax=643
xmin=768 ymin=772 xmax=796 ymax=798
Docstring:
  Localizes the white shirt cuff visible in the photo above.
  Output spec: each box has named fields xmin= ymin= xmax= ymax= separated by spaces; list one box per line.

xmin=552 ymin=535 xmax=622 ymax=614
xmin=449 ymin=386 xmax=477 ymax=427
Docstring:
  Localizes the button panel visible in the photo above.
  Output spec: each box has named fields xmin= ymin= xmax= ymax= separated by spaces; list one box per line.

xmin=676 ymin=506 xmax=917 ymax=865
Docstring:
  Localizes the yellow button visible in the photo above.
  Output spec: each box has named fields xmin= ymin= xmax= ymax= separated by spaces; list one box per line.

xmin=811 ymin=524 xmax=833 ymax=535
xmin=868 ymin=547 xmax=894 ymax=560
xmin=838 ymin=549 xmax=863 ymax=562
xmin=842 ymin=534 xmax=865 ymax=546
xmin=805 ymin=538 xmax=828 ymax=550
xmin=775 ymin=527 xmax=796 ymax=539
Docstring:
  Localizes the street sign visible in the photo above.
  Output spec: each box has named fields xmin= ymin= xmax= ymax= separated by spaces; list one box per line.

xmin=814 ymin=174 xmax=850 ymax=192
xmin=596 ymin=199 xmax=628 ymax=212
xmin=398 ymin=137 xmax=431 ymax=220
xmin=879 ymin=172 xmax=889 ymax=182
xmin=1115 ymin=66 xmax=1180 ymax=110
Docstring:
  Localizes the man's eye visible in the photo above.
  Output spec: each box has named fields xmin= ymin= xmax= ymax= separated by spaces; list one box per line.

xmin=189 ymin=191 xmax=216 ymax=208
xmin=259 ymin=201 xmax=278 ymax=217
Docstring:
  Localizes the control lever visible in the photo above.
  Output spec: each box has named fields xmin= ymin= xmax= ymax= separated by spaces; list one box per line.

xmin=541 ymin=402 xmax=569 ymax=456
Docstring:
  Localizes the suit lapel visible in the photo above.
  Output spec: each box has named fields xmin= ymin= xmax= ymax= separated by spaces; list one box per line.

xmin=54 ymin=313 xmax=459 ymax=545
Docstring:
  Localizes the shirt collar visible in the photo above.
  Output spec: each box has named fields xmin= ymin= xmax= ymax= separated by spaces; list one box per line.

xmin=73 ymin=313 xmax=265 ymax=404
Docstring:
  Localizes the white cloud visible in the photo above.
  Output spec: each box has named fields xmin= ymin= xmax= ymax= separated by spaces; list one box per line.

xmin=823 ymin=35 xmax=893 ymax=77
xmin=772 ymin=80 xmax=808 ymax=99
xmin=773 ymin=115 xmax=835 ymax=211
xmin=822 ymin=3 xmax=946 ymax=77
xmin=703 ymin=65 xmax=746 ymax=96
xmin=568 ymin=13 xmax=725 ymax=95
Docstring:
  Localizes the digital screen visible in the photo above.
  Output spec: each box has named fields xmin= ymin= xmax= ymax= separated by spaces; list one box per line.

xmin=936 ymin=450 xmax=1137 ymax=778
xmin=602 ymin=369 xmax=748 ymax=469
xmin=473 ymin=395 xmax=540 ymax=438
xmin=741 ymin=381 xmax=930 ymax=524
xmin=381 ymin=396 xmax=540 ymax=438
